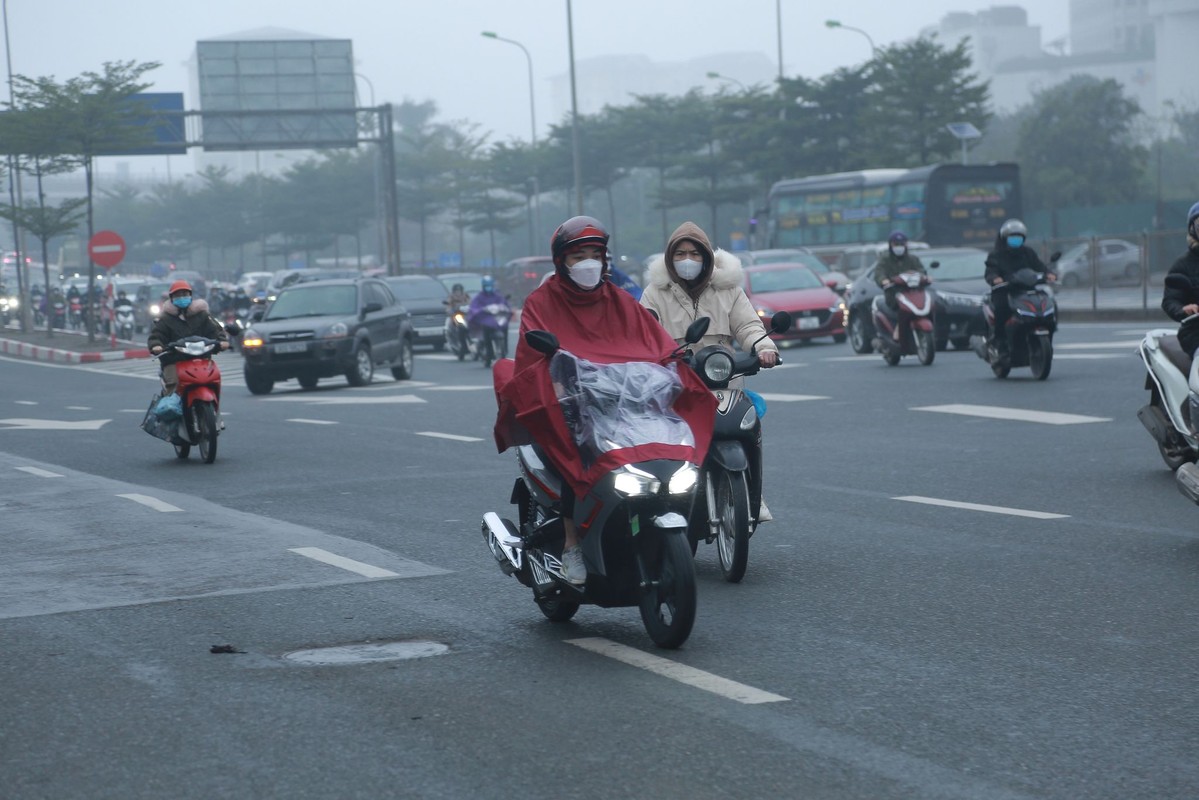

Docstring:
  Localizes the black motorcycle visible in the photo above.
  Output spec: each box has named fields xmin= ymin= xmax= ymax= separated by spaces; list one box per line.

xmin=686 ymin=312 xmax=791 ymax=582
xmin=482 ymin=320 xmax=710 ymax=649
xmin=971 ymin=253 xmax=1061 ymax=380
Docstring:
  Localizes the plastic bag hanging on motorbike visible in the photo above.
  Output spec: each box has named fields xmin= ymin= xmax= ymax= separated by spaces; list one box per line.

xmin=745 ymin=389 xmax=768 ymax=419
xmin=549 ymin=350 xmax=694 ymax=469
xmin=141 ymin=393 xmax=180 ymax=443
xmin=154 ymin=393 xmax=183 ymax=420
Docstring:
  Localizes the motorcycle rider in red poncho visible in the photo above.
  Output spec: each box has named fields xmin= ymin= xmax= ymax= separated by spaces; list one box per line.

xmin=493 ymin=216 xmax=716 ymax=584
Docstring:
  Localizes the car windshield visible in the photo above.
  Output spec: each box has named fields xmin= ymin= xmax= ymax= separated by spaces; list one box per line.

xmin=440 ymin=274 xmax=483 ymax=294
xmin=1060 ymin=243 xmax=1089 ymax=262
xmin=266 ymin=285 xmax=357 ymax=320
xmin=749 ymin=267 xmax=824 ymax=293
xmin=926 ymin=251 xmax=986 ymax=281
xmin=752 ymin=250 xmax=808 ymax=264
xmin=387 ymin=279 xmax=446 ymax=302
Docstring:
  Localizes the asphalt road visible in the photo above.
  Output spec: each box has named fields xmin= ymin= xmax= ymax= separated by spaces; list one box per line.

xmin=1 ymin=326 xmax=1196 ymax=800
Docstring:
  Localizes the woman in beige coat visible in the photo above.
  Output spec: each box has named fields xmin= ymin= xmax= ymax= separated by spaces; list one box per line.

xmin=640 ymin=221 xmax=779 ymax=522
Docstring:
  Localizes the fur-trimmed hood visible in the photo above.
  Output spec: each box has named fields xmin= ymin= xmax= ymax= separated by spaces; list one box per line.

xmin=647 ymin=248 xmax=744 ymax=291
xmin=161 ymin=297 xmax=210 ymax=318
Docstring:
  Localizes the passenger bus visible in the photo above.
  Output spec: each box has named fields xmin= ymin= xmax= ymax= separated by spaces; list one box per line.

xmin=765 ymin=163 xmax=1021 ymax=250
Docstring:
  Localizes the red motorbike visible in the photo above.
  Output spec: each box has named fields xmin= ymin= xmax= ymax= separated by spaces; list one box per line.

xmin=871 ymin=270 xmax=936 ymax=366
xmin=152 ymin=336 xmax=228 ymax=463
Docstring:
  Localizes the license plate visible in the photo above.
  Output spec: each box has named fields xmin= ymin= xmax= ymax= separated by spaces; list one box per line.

xmin=273 ymin=341 xmax=308 ymax=354
xmin=417 ymin=326 xmax=444 ymax=337
xmin=798 ymin=316 xmax=820 ymax=330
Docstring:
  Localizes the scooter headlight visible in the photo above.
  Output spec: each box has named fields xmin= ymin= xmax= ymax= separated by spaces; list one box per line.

xmin=668 ymin=463 xmax=699 ymax=494
xmin=613 ymin=465 xmax=660 ymax=497
xmin=453 ymin=312 xmax=466 ymax=325
xmin=150 ymin=303 xmax=161 ymax=316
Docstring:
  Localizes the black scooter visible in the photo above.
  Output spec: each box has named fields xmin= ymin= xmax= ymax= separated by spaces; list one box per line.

xmin=971 ymin=253 xmax=1061 ymax=379
xmin=686 ymin=312 xmax=791 ymax=582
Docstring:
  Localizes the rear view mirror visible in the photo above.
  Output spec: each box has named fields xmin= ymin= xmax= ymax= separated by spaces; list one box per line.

xmin=684 ymin=317 xmax=710 ymax=344
xmin=770 ymin=311 xmax=792 ymax=334
xmin=525 ymin=329 xmax=559 ymax=356
xmin=362 ymin=302 xmax=383 ymax=315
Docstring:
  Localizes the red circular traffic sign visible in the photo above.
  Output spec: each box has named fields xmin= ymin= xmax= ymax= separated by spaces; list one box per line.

xmin=88 ymin=230 xmax=126 ymax=269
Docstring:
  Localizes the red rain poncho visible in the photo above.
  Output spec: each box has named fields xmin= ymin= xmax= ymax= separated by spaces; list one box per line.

xmin=493 ymin=274 xmax=715 ymax=502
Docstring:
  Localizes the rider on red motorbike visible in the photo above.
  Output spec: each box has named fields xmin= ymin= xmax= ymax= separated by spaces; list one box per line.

xmin=147 ymin=280 xmax=229 ymax=394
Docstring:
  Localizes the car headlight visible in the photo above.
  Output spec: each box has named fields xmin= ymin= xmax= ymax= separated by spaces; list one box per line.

xmin=668 ymin=463 xmax=699 ymax=494
xmin=828 ymin=301 xmax=846 ymax=314
xmin=322 ymin=322 xmax=349 ymax=339
xmin=7 ymin=298 xmax=16 ymax=309
xmin=755 ymin=304 xmax=775 ymax=317
xmin=613 ymin=465 xmax=661 ymax=497
xmin=242 ymin=329 xmax=265 ymax=348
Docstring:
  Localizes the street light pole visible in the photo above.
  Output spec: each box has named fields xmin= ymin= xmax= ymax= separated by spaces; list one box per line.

xmin=566 ymin=0 xmax=583 ymax=216
xmin=706 ymin=71 xmax=747 ymax=91
xmin=481 ymin=31 xmax=542 ymax=242
xmin=2 ymin=0 xmax=30 ymax=332
xmin=824 ymin=20 xmax=878 ymax=57
xmin=776 ymin=0 xmax=784 ymax=82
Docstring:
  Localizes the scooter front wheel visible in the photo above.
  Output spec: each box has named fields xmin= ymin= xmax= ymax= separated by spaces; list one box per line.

xmin=1029 ymin=336 xmax=1052 ymax=380
xmin=536 ymin=596 xmax=580 ymax=622
xmin=638 ymin=532 xmax=697 ymax=649
xmin=173 ymin=443 xmax=191 ymax=459
xmin=916 ymin=330 xmax=936 ymax=365
xmin=196 ymin=402 xmax=218 ymax=464
xmin=714 ymin=470 xmax=751 ymax=583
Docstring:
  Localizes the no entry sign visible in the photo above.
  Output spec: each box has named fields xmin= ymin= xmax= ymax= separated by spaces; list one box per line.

xmin=88 ymin=230 xmax=126 ymax=269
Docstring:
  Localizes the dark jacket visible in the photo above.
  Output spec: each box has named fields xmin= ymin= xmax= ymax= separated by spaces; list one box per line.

xmin=984 ymin=240 xmax=1048 ymax=285
xmin=1162 ymin=248 xmax=1199 ymax=355
xmin=874 ymin=251 xmax=926 ymax=287
xmin=147 ymin=299 xmax=228 ymax=365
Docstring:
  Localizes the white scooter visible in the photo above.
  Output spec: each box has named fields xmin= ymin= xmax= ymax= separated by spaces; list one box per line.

xmin=1137 ymin=274 xmax=1199 ymax=473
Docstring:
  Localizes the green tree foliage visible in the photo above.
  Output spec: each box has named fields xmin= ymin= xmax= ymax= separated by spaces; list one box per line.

xmin=1016 ymin=75 xmax=1148 ymax=211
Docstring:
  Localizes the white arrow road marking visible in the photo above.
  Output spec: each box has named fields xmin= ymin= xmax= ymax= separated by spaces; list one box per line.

xmin=263 ymin=395 xmax=426 ymax=405
xmin=117 ymin=493 xmax=183 ymax=513
xmin=119 ymin=409 xmax=145 ymax=413
xmin=0 ymin=418 xmax=111 ymax=430
xmin=567 ymin=638 xmax=789 ymax=704
xmin=419 ymin=354 xmax=464 ymax=362
xmin=1055 ymin=354 xmax=1124 ymax=360
xmin=416 ymin=431 xmax=484 ymax=442
xmin=66 ymin=406 xmax=91 ymax=410
xmin=14 ymin=401 xmax=37 ymax=405
xmin=894 ymin=495 xmax=1069 ymax=520
xmin=911 ymin=404 xmax=1110 ymax=425
xmin=289 ymin=547 xmax=399 ymax=578
xmin=15 ymin=466 xmax=63 ymax=478
xmin=287 ymin=419 xmax=339 ymax=425
xmin=756 ymin=393 xmax=830 ymax=402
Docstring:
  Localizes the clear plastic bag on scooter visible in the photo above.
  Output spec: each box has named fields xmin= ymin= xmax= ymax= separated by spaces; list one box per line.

xmin=549 ymin=350 xmax=694 ymax=468
xmin=140 ymin=393 xmax=182 ymax=443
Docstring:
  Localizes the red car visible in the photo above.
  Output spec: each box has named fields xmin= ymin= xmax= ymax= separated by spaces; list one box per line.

xmin=743 ymin=263 xmax=847 ymax=344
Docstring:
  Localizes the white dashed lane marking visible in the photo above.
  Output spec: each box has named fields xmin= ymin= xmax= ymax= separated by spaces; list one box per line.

xmin=757 ymin=393 xmax=830 ymax=402
xmin=15 ymin=466 xmax=63 ymax=478
xmin=288 ymin=547 xmax=399 ymax=578
xmin=912 ymin=404 xmax=1110 ymax=425
xmin=117 ymin=493 xmax=183 ymax=513
xmin=894 ymin=495 xmax=1069 ymax=520
xmin=567 ymin=637 xmax=789 ymax=704
xmin=286 ymin=418 xmax=339 ymax=425
xmin=415 ymin=431 xmax=485 ymax=443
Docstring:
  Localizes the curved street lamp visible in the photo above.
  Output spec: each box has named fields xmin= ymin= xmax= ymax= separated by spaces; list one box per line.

xmin=706 ymin=71 xmax=747 ymax=91
xmin=481 ymin=30 xmax=542 ymax=242
xmin=824 ymin=19 xmax=878 ymax=56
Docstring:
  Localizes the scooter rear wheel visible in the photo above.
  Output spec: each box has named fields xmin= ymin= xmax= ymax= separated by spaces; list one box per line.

xmin=638 ymin=533 xmax=697 ymax=649
xmin=714 ymin=470 xmax=751 ymax=583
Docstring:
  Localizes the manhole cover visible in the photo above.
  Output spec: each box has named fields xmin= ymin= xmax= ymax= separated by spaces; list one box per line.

xmin=282 ymin=640 xmax=449 ymax=666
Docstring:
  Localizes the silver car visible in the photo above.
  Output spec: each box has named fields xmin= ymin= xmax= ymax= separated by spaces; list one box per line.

xmin=1055 ymin=239 xmax=1142 ymax=288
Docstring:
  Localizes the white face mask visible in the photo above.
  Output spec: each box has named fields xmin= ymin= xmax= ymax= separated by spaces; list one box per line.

xmin=893 ymin=246 xmax=907 ymax=257
xmin=675 ymin=258 xmax=703 ymax=280
xmin=568 ymin=259 xmax=603 ymax=289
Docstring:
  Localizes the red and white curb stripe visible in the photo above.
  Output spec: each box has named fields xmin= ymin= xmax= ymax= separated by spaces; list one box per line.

xmin=0 ymin=337 xmax=149 ymax=364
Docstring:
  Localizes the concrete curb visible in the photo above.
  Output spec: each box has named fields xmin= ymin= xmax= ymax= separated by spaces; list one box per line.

xmin=0 ymin=337 xmax=150 ymax=364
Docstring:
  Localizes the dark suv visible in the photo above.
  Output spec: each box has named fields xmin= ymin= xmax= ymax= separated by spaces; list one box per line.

xmin=385 ymin=275 xmax=449 ymax=348
xmin=240 ymin=278 xmax=415 ymax=394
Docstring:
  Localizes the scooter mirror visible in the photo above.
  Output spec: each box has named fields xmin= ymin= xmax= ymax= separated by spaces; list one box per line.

xmin=224 ymin=320 xmax=242 ymax=336
xmin=770 ymin=311 xmax=793 ymax=334
xmin=684 ymin=317 xmax=710 ymax=344
xmin=1049 ymin=251 xmax=1062 ymax=263
xmin=525 ymin=329 xmax=559 ymax=356
xmin=928 ymin=261 xmax=941 ymax=269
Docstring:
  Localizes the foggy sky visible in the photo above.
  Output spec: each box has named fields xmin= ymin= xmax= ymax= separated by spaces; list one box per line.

xmin=7 ymin=0 xmax=1067 ymax=173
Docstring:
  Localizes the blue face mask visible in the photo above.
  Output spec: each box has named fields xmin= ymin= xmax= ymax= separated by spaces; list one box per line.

xmin=172 ymin=296 xmax=192 ymax=310
xmin=1006 ymin=235 xmax=1025 ymax=248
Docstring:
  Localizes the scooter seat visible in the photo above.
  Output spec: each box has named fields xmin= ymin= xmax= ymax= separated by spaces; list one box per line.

xmin=1158 ymin=334 xmax=1193 ymax=377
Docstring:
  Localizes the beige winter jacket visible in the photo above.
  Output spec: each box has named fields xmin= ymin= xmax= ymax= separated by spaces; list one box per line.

xmin=641 ymin=246 xmax=777 ymax=357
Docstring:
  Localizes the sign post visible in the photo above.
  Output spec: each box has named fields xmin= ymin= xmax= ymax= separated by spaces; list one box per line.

xmin=88 ymin=231 xmax=126 ymax=348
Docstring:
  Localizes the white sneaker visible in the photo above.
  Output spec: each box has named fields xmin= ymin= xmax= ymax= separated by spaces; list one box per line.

xmin=757 ymin=498 xmax=774 ymax=523
xmin=560 ymin=545 xmax=586 ymax=584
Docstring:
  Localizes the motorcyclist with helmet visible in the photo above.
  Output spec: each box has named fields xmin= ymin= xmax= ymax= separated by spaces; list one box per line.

xmin=495 ymin=216 xmax=713 ymax=584
xmin=984 ymin=219 xmax=1055 ymax=360
xmin=148 ymin=280 xmax=229 ymax=395
xmin=445 ymin=282 xmax=471 ymax=314
xmin=467 ymin=276 xmax=511 ymax=360
xmin=874 ymin=230 xmax=926 ymax=309
xmin=1162 ymin=202 xmax=1199 ymax=358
